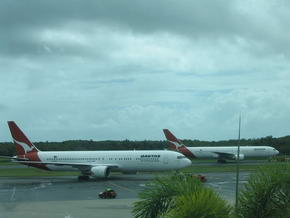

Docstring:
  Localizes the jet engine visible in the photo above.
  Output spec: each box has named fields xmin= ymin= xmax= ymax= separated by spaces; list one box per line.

xmin=90 ymin=166 xmax=110 ymax=178
xmin=233 ymin=154 xmax=245 ymax=160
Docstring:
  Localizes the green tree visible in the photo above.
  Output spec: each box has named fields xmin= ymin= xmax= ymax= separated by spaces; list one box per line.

xmin=132 ymin=173 xmax=232 ymax=218
xmin=237 ymin=164 xmax=290 ymax=218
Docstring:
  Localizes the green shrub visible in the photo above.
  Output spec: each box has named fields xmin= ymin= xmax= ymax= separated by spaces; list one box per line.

xmin=165 ymin=187 xmax=232 ymax=218
xmin=237 ymin=164 xmax=290 ymax=218
xmin=132 ymin=173 xmax=232 ymax=218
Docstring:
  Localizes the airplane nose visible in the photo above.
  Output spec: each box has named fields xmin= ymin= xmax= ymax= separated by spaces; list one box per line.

xmin=275 ymin=150 xmax=279 ymax=155
xmin=183 ymin=158 xmax=192 ymax=167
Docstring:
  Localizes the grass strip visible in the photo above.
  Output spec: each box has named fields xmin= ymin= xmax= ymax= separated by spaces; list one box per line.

xmin=182 ymin=162 xmax=290 ymax=174
xmin=0 ymin=158 xmax=18 ymax=166
xmin=0 ymin=168 xmax=79 ymax=177
xmin=1 ymin=162 xmax=288 ymax=177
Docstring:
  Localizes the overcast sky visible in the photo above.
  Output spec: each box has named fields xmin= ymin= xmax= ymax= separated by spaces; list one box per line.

xmin=1 ymin=0 xmax=290 ymax=142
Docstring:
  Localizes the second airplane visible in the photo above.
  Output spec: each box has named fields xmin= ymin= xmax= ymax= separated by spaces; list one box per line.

xmin=163 ymin=129 xmax=279 ymax=163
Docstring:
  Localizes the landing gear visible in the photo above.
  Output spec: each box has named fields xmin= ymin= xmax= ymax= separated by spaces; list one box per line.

xmin=78 ymin=175 xmax=90 ymax=181
xmin=217 ymin=159 xmax=227 ymax=164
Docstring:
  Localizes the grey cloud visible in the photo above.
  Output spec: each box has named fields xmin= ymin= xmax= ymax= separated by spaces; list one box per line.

xmin=3 ymin=0 xmax=288 ymax=57
xmin=0 ymin=0 xmax=237 ymax=34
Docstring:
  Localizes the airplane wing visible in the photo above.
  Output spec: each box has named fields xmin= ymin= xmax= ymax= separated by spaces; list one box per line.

xmin=0 ymin=155 xmax=29 ymax=161
xmin=11 ymin=160 xmax=120 ymax=171
xmin=0 ymin=155 xmax=16 ymax=159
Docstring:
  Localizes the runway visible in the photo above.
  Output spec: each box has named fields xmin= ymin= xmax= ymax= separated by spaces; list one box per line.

xmin=0 ymin=172 xmax=250 ymax=218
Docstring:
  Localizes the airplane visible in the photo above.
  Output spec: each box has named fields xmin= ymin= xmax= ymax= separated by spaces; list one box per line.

xmin=163 ymin=129 xmax=279 ymax=163
xmin=2 ymin=121 xmax=192 ymax=180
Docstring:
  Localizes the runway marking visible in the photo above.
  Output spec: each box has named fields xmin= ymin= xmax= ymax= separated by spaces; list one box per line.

xmin=106 ymin=182 xmax=135 ymax=193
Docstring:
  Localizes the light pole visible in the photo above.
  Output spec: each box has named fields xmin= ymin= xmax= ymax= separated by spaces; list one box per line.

xmin=235 ymin=114 xmax=241 ymax=212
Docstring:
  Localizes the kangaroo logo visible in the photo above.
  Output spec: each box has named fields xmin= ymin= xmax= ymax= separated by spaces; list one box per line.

xmin=168 ymin=140 xmax=183 ymax=148
xmin=13 ymin=139 xmax=35 ymax=154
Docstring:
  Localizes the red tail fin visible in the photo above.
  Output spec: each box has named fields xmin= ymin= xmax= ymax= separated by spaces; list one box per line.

xmin=7 ymin=121 xmax=39 ymax=156
xmin=163 ymin=129 xmax=183 ymax=150
xmin=163 ymin=129 xmax=196 ymax=158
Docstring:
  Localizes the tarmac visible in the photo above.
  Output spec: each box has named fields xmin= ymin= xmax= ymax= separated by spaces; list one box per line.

xmin=0 ymin=171 xmax=251 ymax=218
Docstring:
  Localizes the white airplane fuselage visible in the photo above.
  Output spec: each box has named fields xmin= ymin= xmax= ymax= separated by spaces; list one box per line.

xmin=187 ymin=146 xmax=278 ymax=159
xmin=26 ymin=150 xmax=191 ymax=172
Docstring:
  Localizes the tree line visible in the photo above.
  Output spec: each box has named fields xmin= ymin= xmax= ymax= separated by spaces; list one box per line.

xmin=1 ymin=135 xmax=290 ymax=156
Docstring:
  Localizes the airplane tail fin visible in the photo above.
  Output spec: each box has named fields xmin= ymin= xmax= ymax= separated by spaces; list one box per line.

xmin=163 ymin=129 xmax=196 ymax=158
xmin=163 ymin=129 xmax=183 ymax=151
xmin=7 ymin=121 xmax=39 ymax=156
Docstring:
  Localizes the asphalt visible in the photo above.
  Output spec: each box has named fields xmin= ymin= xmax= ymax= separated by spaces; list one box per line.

xmin=0 ymin=171 xmax=251 ymax=218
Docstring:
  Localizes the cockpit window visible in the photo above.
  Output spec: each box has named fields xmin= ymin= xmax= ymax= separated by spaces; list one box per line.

xmin=177 ymin=156 xmax=186 ymax=159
